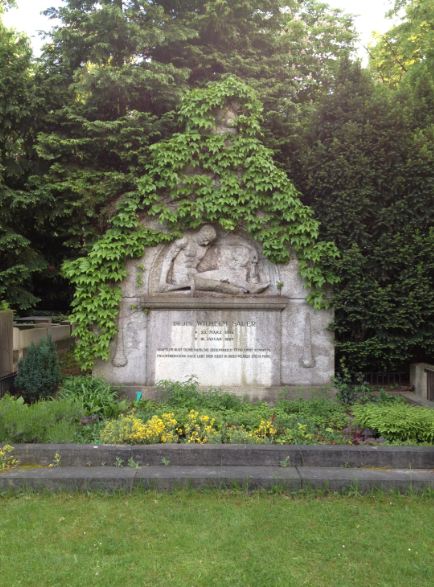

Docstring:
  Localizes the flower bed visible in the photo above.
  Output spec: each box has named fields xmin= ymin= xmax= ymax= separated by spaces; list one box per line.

xmin=1 ymin=378 xmax=433 ymax=448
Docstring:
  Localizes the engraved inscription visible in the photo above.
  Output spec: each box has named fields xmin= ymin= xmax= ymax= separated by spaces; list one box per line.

xmin=152 ymin=314 xmax=277 ymax=386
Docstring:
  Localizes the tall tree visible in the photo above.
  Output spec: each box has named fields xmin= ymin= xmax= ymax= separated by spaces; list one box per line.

xmin=0 ymin=7 xmax=45 ymax=309
xmin=298 ymin=60 xmax=434 ymax=372
xmin=369 ymin=0 xmax=434 ymax=87
xmin=33 ymin=0 xmax=356 ymax=256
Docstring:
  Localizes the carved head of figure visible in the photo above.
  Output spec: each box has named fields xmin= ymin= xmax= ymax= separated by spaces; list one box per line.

xmin=219 ymin=244 xmax=254 ymax=271
xmin=213 ymin=103 xmax=240 ymax=135
xmin=194 ymin=225 xmax=217 ymax=247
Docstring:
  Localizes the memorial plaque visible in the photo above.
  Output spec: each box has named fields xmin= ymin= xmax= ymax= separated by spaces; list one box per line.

xmin=148 ymin=310 xmax=280 ymax=386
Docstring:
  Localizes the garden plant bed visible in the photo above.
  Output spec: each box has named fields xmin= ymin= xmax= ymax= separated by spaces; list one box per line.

xmin=2 ymin=378 xmax=433 ymax=492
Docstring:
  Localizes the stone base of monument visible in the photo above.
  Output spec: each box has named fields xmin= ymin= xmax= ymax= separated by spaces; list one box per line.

xmin=116 ymin=384 xmax=337 ymax=403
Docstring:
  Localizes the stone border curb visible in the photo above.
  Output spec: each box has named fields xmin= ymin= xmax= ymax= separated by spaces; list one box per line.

xmin=8 ymin=444 xmax=434 ymax=469
xmin=0 ymin=466 xmax=432 ymax=493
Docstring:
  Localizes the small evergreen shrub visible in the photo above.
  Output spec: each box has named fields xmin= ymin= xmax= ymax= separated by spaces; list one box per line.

xmin=15 ymin=337 xmax=61 ymax=402
xmin=352 ymin=403 xmax=434 ymax=444
xmin=58 ymin=376 xmax=127 ymax=419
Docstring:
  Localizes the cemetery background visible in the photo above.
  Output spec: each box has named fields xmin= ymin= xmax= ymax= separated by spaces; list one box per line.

xmin=0 ymin=0 xmax=433 ymax=444
xmin=0 ymin=0 xmax=432 ymax=385
xmin=0 ymin=5 xmax=433 ymax=585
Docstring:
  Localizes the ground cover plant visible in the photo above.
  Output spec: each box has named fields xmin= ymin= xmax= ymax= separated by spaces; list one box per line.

xmin=353 ymin=403 xmax=434 ymax=444
xmin=0 ymin=395 xmax=83 ymax=444
xmin=0 ymin=491 xmax=433 ymax=587
xmin=59 ymin=376 xmax=128 ymax=420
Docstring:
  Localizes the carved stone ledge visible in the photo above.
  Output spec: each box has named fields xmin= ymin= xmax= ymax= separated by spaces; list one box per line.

xmin=139 ymin=295 xmax=288 ymax=310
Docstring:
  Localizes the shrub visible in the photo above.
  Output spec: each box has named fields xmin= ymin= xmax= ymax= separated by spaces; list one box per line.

xmin=181 ymin=410 xmax=217 ymax=444
xmin=100 ymin=410 xmax=220 ymax=445
xmin=100 ymin=413 xmax=179 ymax=444
xmin=158 ymin=379 xmax=243 ymax=411
xmin=0 ymin=395 xmax=84 ymax=443
xmin=352 ymin=403 xmax=434 ymax=443
xmin=58 ymin=376 xmax=127 ymax=419
xmin=15 ymin=337 xmax=61 ymax=402
xmin=0 ymin=444 xmax=19 ymax=470
xmin=276 ymin=399 xmax=349 ymax=429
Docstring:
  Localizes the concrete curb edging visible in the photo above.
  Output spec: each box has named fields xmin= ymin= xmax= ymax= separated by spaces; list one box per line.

xmin=0 ymin=466 xmax=433 ymax=493
xmin=8 ymin=443 xmax=434 ymax=469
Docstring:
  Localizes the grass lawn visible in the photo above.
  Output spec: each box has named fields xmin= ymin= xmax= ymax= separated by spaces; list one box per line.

xmin=0 ymin=491 xmax=433 ymax=586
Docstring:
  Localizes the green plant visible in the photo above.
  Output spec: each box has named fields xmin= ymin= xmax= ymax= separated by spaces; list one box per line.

xmin=48 ymin=452 xmax=61 ymax=469
xmin=58 ymin=376 xmax=127 ymax=419
xmin=0 ymin=444 xmax=19 ymax=470
xmin=224 ymin=427 xmax=261 ymax=444
xmin=15 ymin=337 xmax=61 ymax=402
xmin=0 ymin=395 xmax=84 ymax=443
xmin=279 ymin=456 xmax=291 ymax=468
xmin=334 ymin=360 xmax=373 ymax=405
xmin=352 ymin=403 xmax=434 ymax=444
xmin=100 ymin=412 xmax=179 ymax=445
xmin=127 ymin=457 xmax=140 ymax=469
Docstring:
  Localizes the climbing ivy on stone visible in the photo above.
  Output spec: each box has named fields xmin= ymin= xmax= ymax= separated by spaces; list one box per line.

xmin=64 ymin=76 xmax=338 ymax=370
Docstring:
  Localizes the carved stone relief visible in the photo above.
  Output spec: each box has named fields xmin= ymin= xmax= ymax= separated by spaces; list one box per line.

xmin=299 ymin=313 xmax=315 ymax=369
xmin=157 ymin=225 xmax=270 ymax=296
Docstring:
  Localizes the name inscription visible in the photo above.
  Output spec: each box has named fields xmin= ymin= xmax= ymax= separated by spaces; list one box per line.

xmin=156 ymin=321 xmax=271 ymax=360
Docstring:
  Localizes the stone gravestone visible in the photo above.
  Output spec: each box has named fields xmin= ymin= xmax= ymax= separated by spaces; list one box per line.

xmin=91 ymin=78 xmax=335 ymax=397
xmin=94 ymin=225 xmax=334 ymax=395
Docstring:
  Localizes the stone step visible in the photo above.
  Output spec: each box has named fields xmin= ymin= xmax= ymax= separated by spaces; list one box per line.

xmin=10 ymin=443 xmax=434 ymax=469
xmin=0 ymin=466 xmax=432 ymax=493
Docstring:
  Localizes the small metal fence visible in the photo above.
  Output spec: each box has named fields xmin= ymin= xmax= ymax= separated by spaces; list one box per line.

xmin=363 ymin=371 xmax=410 ymax=387
xmin=0 ymin=372 xmax=16 ymax=397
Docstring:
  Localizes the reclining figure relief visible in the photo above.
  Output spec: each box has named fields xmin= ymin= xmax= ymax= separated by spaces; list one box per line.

xmin=158 ymin=225 xmax=270 ymax=295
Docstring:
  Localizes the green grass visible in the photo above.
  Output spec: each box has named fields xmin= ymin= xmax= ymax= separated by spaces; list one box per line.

xmin=0 ymin=491 xmax=433 ymax=586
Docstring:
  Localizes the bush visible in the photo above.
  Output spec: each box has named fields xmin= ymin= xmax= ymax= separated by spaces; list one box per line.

xmin=100 ymin=410 xmax=220 ymax=445
xmin=276 ymin=399 xmax=349 ymax=429
xmin=158 ymin=379 xmax=243 ymax=411
xmin=352 ymin=403 xmax=434 ymax=444
xmin=15 ymin=337 xmax=61 ymax=402
xmin=0 ymin=395 xmax=84 ymax=443
xmin=58 ymin=376 xmax=127 ymax=419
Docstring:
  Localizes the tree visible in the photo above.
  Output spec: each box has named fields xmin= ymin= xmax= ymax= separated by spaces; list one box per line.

xmin=369 ymin=0 xmax=434 ymax=87
xmin=298 ymin=60 xmax=434 ymax=372
xmin=0 ymin=11 xmax=45 ymax=310
xmin=33 ymin=0 xmax=356 ymax=255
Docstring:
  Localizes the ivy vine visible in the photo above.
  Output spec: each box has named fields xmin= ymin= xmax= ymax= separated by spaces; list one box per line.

xmin=64 ymin=75 xmax=339 ymax=370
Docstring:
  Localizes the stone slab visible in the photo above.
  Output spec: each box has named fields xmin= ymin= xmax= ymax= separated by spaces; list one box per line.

xmin=148 ymin=308 xmax=281 ymax=386
xmin=0 ymin=467 xmax=136 ymax=492
xmin=298 ymin=467 xmax=434 ymax=492
xmin=9 ymin=444 xmax=434 ymax=469
xmin=1 ymin=466 xmax=432 ymax=493
xmin=133 ymin=465 xmax=301 ymax=490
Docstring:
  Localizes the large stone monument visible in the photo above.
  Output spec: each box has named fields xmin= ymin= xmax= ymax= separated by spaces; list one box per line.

xmin=76 ymin=76 xmax=336 ymax=397
xmin=94 ymin=223 xmax=334 ymax=393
